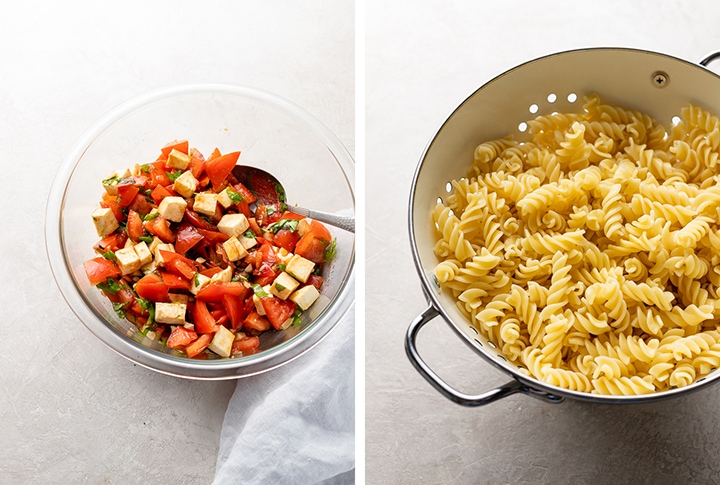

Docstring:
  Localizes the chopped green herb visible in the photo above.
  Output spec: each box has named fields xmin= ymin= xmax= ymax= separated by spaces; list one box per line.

xmin=138 ymin=235 xmax=154 ymax=243
xmin=102 ymin=174 xmax=121 ymax=186
xmin=275 ymin=283 xmax=286 ymax=292
xmin=277 ymin=263 xmax=287 ymax=272
xmin=227 ymin=187 xmax=243 ymax=204
xmin=143 ymin=212 xmax=159 ymax=222
xmin=102 ymin=250 xmax=117 ymax=261
xmin=324 ymin=238 xmax=337 ymax=261
xmin=266 ymin=205 xmax=276 ymax=216
xmin=136 ymin=297 xmax=155 ymax=324
xmin=97 ymin=277 xmax=122 ymax=295
xmin=291 ymin=308 xmax=303 ymax=326
xmin=243 ymin=230 xmax=257 ymax=239
xmin=112 ymin=302 xmax=127 ymax=319
xmin=252 ymin=283 xmax=268 ymax=298
xmin=274 ymin=182 xmax=287 ymax=203
xmin=194 ymin=272 xmax=200 ymax=287
xmin=166 ymin=169 xmax=183 ymax=182
xmin=231 ymin=273 xmax=246 ymax=282
xmin=139 ymin=163 xmax=151 ymax=173
xmin=268 ymin=219 xmax=299 ymax=234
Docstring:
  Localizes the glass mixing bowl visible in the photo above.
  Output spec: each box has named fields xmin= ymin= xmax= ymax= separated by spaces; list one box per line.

xmin=46 ymin=84 xmax=355 ymax=379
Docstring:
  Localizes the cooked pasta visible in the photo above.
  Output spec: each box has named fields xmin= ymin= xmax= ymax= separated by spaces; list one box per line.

xmin=432 ymin=94 xmax=720 ymax=395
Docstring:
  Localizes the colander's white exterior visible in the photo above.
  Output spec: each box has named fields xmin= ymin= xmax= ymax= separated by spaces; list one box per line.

xmin=408 ymin=48 xmax=720 ymax=405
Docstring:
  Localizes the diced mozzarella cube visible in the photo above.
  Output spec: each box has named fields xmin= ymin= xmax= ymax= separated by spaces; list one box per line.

xmin=297 ymin=218 xmax=312 ymax=236
xmin=158 ymin=196 xmax=187 ymax=222
xmin=222 ymin=236 xmax=248 ymax=262
xmin=115 ymin=247 xmax=141 ymax=275
xmin=290 ymin=284 xmax=320 ymax=311
xmin=141 ymin=260 xmax=157 ymax=274
xmin=276 ymin=248 xmax=293 ymax=265
xmin=155 ymin=302 xmax=187 ymax=325
xmin=168 ymin=293 xmax=189 ymax=304
xmin=173 ymin=170 xmax=198 ymax=198
xmin=166 ymin=149 xmax=191 ymax=170
xmin=239 ymin=235 xmax=258 ymax=250
xmin=285 ymin=254 xmax=315 ymax=283
xmin=208 ymin=325 xmax=234 ymax=358
xmin=190 ymin=273 xmax=211 ymax=295
xmin=91 ymin=207 xmax=119 ymax=237
xmin=252 ymin=285 xmax=273 ymax=315
xmin=210 ymin=266 xmax=233 ymax=283
xmin=194 ymin=192 xmax=219 ymax=217
xmin=148 ymin=236 xmax=163 ymax=254
xmin=269 ymin=272 xmax=300 ymax=300
xmin=102 ymin=168 xmax=132 ymax=195
xmin=154 ymin=243 xmax=175 ymax=265
xmin=217 ymin=213 xmax=249 ymax=238
xmin=217 ymin=187 xmax=235 ymax=208
xmin=133 ymin=241 xmax=153 ymax=266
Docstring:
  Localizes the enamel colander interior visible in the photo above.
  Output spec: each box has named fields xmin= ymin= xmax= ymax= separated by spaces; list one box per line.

xmin=409 ymin=47 xmax=720 ymax=402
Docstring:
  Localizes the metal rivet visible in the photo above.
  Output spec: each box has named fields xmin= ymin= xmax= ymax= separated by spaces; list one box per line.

xmin=652 ymin=71 xmax=669 ymax=88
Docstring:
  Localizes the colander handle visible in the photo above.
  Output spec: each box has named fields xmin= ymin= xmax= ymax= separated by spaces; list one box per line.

xmin=405 ymin=305 xmax=564 ymax=407
xmin=700 ymin=51 xmax=720 ymax=67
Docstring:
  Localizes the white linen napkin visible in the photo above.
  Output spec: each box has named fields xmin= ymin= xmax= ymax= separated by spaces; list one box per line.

xmin=213 ymin=306 xmax=355 ymax=484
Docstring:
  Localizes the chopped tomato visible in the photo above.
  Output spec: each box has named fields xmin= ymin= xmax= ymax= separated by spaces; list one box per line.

xmin=196 ymin=282 xmax=249 ymax=303
xmin=145 ymin=215 xmax=175 ymax=243
xmin=258 ymin=241 xmax=277 ymax=263
xmin=185 ymin=332 xmax=213 ymax=357
xmin=233 ymin=183 xmax=256 ymax=204
xmin=148 ymin=161 xmax=172 ymax=188
xmin=243 ymin=311 xmax=271 ymax=332
xmin=205 ymin=151 xmax=240 ymax=188
xmin=279 ymin=211 xmax=305 ymax=221
xmin=160 ymin=271 xmax=191 ymax=290
xmin=189 ymin=147 xmax=205 ymax=179
xmin=207 ymin=147 xmax=222 ymax=162
xmin=223 ymin=293 xmax=247 ymax=330
xmin=134 ymin=273 xmax=169 ymax=302
xmin=183 ymin=209 xmax=217 ymax=231
xmin=232 ymin=335 xmax=260 ymax=354
xmin=196 ymin=228 xmax=229 ymax=245
xmin=100 ymin=193 xmax=124 ymax=223
xmin=200 ymin=266 xmax=223 ymax=278
xmin=255 ymin=204 xmax=283 ymax=227
xmin=247 ymin=218 xmax=263 ymax=237
xmin=94 ymin=231 xmax=128 ymax=253
xmin=295 ymin=234 xmax=328 ymax=264
xmin=116 ymin=181 xmax=140 ymax=208
xmin=161 ymin=139 xmax=189 ymax=157
xmin=254 ymin=262 xmax=277 ymax=287
xmin=175 ymin=222 xmax=204 ymax=255
xmin=192 ymin=299 xmax=216 ymax=334
xmin=167 ymin=326 xmax=198 ymax=349
xmin=150 ymin=184 xmax=173 ymax=205
xmin=84 ymin=257 xmax=122 ymax=286
xmin=260 ymin=298 xmax=297 ymax=330
xmin=127 ymin=210 xmax=144 ymax=242
xmin=160 ymin=250 xmax=197 ymax=280
xmin=128 ymin=192 xmax=154 ymax=217
xmin=273 ymin=229 xmax=299 ymax=252
xmin=306 ymin=274 xmax=323 ymax=291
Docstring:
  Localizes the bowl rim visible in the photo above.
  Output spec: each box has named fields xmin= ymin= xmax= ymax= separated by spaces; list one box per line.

xmin=45 ymin=83 xmax=355 ymax=379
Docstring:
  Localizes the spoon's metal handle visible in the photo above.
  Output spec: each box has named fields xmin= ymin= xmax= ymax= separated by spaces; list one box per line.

xmin=288 ymin=206 xmax=355 ymax=233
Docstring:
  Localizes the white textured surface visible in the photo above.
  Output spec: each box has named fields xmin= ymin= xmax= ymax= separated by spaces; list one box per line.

xmin=366 ymin=1 xmax=720 ymax=484
xmin=0 ymin=1 xmax=353 ymax=483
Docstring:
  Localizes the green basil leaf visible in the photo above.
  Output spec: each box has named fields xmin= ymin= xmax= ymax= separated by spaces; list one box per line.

xmin=97 ymin=277 xmax=122 ymax=295
xmin=252 ymin=283 xmax=268 ymax=298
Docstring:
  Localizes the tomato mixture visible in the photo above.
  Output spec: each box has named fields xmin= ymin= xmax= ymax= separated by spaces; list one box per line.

xmin=84 ymin=140 xmax=336 ymax=359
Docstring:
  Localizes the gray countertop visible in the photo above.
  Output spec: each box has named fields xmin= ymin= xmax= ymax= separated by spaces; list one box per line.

xmin=0 ymin=1 xmax=353 ymax=483
xmin=366 ymin=1 xmax=720 ymax=483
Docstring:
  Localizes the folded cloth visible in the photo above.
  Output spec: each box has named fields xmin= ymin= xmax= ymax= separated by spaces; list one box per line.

xmin=213 ymin=306 xmax=355 ymax=484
